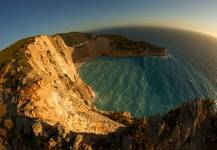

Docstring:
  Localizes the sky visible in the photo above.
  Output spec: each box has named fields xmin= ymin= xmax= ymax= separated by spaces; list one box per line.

xmin=1 ymin=0 xmax=217 ymax=49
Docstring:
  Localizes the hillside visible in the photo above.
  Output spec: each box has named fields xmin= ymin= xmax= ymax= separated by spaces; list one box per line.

xmin=68 ymin=33 xmax=167 ymax=63
xmin=57 ymin=32 xmax=93 ymax=46
xmin=0 ymin=33 xmax=216 ymax=150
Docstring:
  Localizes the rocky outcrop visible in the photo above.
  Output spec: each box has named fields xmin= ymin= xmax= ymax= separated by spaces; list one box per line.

xmin=0 ymin=33 xmax=216 ymax=150
xmin=0 ymin=35 xmax=124 ymax=149
xmin=68 ymin=99 xmax=217 ymax=150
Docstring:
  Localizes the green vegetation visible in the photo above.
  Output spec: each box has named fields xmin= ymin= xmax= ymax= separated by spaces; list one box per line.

xmin=101 ymin=34 xmax=164 ymax=53
xmin=58 ymin=32 xmax=92 ymax=46
xmin=0 ymin=37 xmax=33 ymax=65
xmin=101 ymin=34 xmax=131 ymax=43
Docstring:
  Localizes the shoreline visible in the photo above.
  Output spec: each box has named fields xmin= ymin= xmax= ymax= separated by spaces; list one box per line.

xmin=74 ymin=56 xmax=93 ymax=70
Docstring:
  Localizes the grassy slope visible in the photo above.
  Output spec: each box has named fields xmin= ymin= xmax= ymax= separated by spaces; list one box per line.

xmin=100 ymin=34 xmax=165 ymax=52
xmin=0 ymin=37 xmax=33 ymax=68
xmin=57 ymin=32 xmax=92 ymax=46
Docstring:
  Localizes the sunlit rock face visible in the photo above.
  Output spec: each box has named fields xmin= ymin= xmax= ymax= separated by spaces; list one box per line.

xmin=0 ymin=32 xmax=216 ymax=150
xmin=0 ymin=35 xmax=123 ymax=144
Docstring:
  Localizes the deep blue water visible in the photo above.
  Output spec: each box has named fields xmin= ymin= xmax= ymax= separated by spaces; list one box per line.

xmin=79 ymin=27 xmax=217 ymax=117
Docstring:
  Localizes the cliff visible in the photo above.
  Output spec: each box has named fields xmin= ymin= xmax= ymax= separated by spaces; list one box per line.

xmin=0 ymin=33 xmax=216 ymax=150
xmin=71 ymin=99 xmax=217 ymax=150
xmin=66 ymin=34 xmax=166 ymax=66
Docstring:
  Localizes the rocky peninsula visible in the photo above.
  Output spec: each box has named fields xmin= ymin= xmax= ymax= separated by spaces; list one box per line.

xmin=0 ymin=32 xmax=216 ymax=150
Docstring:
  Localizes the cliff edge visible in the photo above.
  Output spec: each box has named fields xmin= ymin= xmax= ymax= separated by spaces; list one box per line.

xmin=0 ymin=33 xmax=216 ymax=150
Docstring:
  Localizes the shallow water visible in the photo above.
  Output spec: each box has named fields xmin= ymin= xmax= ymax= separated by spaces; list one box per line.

xmin=79 ymin=27 xmax=217 ymax=117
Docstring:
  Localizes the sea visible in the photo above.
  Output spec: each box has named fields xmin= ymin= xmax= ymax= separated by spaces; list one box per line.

xmin=79 ymin=27 xmax=217 ymax=117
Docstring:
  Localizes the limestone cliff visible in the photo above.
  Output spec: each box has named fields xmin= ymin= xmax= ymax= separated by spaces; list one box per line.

xmin=0 ymin=35 xmax=124 ymax=149
xmin=0 ymin=33 xmax=216 ymax=150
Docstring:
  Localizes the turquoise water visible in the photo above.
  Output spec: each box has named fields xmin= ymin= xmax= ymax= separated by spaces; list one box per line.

xmin=79 ymin=27 xmax=217 ymax=117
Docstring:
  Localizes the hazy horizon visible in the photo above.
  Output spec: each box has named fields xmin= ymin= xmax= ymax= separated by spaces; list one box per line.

xmin=1 ymin=0 xmax=217 ymax=49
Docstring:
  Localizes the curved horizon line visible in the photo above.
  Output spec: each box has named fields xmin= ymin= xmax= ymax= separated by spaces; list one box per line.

xmin=86 ymin=25 xmax=217 ymax=40
xmin=2 ymin=25 xmax=217 ymax=51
